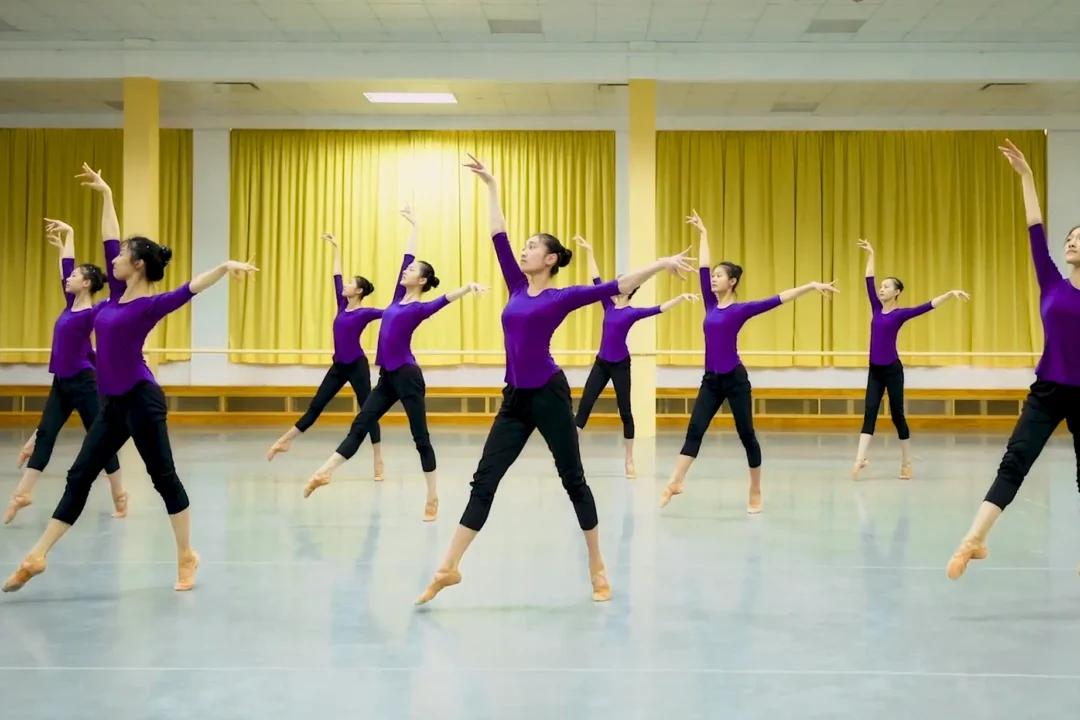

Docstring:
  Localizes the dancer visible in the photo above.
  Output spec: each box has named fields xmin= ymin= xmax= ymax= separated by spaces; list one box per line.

xmin=572 ymin=234 xmax=699 ymax=478
xmin=416 ymin=154 xmax=695 ymax=605
xmin=659 ymin=210 xmax=838 ymax=515
xmin=2 ymin=163 xmax=257 ymax=594
xmin=5 ymin=216 xmax=126 ymax=524
xmin=302 ymin=205 xmax=484 ymax=523
xmin=947 ymin=139 xmax=1080 ymax=580
xmin=267 ymin=231 xmax=384 ymax=481
xmin=851 ymin=238 xmax=969 ymax=480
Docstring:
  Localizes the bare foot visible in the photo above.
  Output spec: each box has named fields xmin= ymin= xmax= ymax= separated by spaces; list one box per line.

xmin=303 ymin=471 xmax=331 ymax=498
xmin=851 ymin=458 xmax=869 ymax=480
xmin=747 ymin=485 xmax=763 ymax=515
xmin=2 ymin=555 xmax=46 ymax=593
xmin=946 ymin=538 xmax=989 ymax=580
xmin=624 ymin=460 xmax=636 ymax=479
xmin=591 ymin=566 xmax=612 ymax=602
xmin=416 ymin=568 xmax=462 ymax=605
xmin=659 ymin=482 xmax=684 ymax=508
xmin=175 ymin=551 xmax=199 ymax=591
xmin=111 ymin=491 xmax=129 ymax=519
xmin=899 ymin=461 xmax=913 ymax=480
xmin=266 ymin=439 xmax=291 ymax=462
xmin=374 ymin=461 xmax=385 ymax=482
xmin=3 ymin=495 xmax=32 ymax=525
xmin=423 ymin=498 xmax=438 ymax=523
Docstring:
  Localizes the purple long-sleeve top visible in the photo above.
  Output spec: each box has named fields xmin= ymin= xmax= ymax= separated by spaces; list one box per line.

xmin=865 ymin=276 xmax=933 ymax=366
xmin=374 ymin=254 xmax=450 ymax=371
xmin=92 ymin=238 xmax=194 ymax=396
xmin=700 ymin=267 xmax=781 ymax=374
xmin=331 ymin=274 xmax=382 ymax=364
xmin=1028 ymin=223 xmax=1080 ymax=386
xmin=493 ymin=232 xmax=619 ymax=389
xmin=48 ymin=256 xmax=98 ymax=378
xmin=592 ymin=277 xmax=661 ymax=363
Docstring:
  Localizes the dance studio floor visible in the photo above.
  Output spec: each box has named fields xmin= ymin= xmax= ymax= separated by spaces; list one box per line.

xmin=2 ymin=425 xmax=1079 ymax=719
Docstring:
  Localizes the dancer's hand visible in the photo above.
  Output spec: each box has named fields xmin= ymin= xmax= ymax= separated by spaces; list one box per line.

xmin=857 ymin=238 xmax=874 ymax=254
xmin=685 ymin=210 xmax=707 ymax=235
xmin=659 ymin=247 xmax=697 ymax=279
xmin=76 ymin=162 xmax=111 ymax=194
xmin=999 ymin=138 xmax=1032 ymax=177
xmin=463 ymin=153 xmax=496 ymax=185
xmin=573 ymin=235 xmax=593 ymax=253
xmin=465 ymin=282 xmax=488 ymax=294
xmin=321 ymin=232 xmax=339 ymax=248
xmin=399 ymin=203 xmax=418 ymax=226
xmin=811 ymin=281 xmax=839 ymax=296
xmin=678 ymin=293 xmax=701 ymax=303
xmin=949 ymin=289 xmax=971 ymax=301
xmin=226 ymin=259 xmax=259 ymax=279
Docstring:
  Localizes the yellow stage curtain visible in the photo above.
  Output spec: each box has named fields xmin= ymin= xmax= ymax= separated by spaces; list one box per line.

xmin=0 ymin=128 xmax=193 ymax=365
xmin=656 ymin=130 xmax=1047 ymax=368
xmin=229 ymin=130 xmax=615 ymax=366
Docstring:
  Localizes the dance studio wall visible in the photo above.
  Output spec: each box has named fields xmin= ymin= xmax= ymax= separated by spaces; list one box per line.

xmin=655 ymin=130 xmax=1048 ymax=369
xmin=228 ymin=129 xmax=616 ymax=367
xmin=0 ymin=128 xmax=193 ymax=364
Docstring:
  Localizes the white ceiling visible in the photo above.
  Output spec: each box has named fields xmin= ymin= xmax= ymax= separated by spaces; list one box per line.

xmin=1 ymin=0 xmax=1079 ymax=45
xmin=3 ymin=79 xmax=1080 ymax=118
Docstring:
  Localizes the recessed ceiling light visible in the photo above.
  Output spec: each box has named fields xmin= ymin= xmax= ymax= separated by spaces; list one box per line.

xmin=363 ymin=92 xmax=458 ymax=104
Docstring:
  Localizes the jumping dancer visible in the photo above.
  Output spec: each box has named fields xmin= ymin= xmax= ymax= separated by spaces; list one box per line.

xmin=947 ymin=139 xmax=1080 ymax=579
xmin=266 ymin=231 xmax=384 ymax=481
xmin=659 ymin=210 xmax=838 ymax=515
xmin=851 ymin=238 xmax=969 ymax=480
xmin=573 ymin=234 xmax=699 ymax=478
xmin=416 ymin=154 xmax=695 ymax=605
xmin=302 ymin=205 xmax=484 ymax=523
xmin=2 ymin=163 xmax=257 ymax=593
xmin=5 ymin=215 xmax=126 ymax=524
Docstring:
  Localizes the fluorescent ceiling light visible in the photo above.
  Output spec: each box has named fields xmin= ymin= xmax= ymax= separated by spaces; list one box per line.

xmin=363 ymin=92 xmax=458 ymax=104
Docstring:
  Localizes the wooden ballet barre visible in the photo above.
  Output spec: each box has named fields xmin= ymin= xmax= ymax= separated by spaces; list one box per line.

xmin=0 ymin=348 xmax=1042 ymax=358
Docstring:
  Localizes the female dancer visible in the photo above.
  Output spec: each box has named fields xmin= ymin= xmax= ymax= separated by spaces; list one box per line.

xmin=851 ymin=238 xmax=969 ymax=480
xmin=947 ymin=139 xmax=1080 ymax=579
xmin=572 ymin=234 xmax=699 ymax=478
xmin=302 ymin=205 xmax=484 ymax=523
xmin=416 ymin=154 xmax=695 ymax=605
xmin=659 ymin=210 xmax=838 ymax=515
xmin=266 ymin=231 xmax=384 ymax=480
xmin=2 ymin=164 xmax=257 ymax=594
xmin=5 ymin=216 xmax=126 ymax=524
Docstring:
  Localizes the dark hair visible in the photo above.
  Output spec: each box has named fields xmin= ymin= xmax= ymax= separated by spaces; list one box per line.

xmin=625 ymin=286 xmax=640 ymax=302
xmin=537 ymin=233 xmax=572 ymax=276
xmin=77 ymin=263 xmax=105 ymax=294
xmin=1067 ymin=225 xmax=1080 ymax=242
xmin=417 ymin=261 xmax=440 ymax=293
xmin=126 ymin=236 xmax=172 ymax=282
xmin=714 ymin=261 xmax=744 ymax=292
xmin=885 ymin=276 xmax=905 ymax=294
xmin=353 ymin=275 xmax=374 ymax=299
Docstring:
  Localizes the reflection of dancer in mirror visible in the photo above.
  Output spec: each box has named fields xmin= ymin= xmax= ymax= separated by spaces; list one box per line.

xmin=851 ymin=238 xmax=969 ymax=481
xmin=267 ymin=230 xmax=384 ymax=482
xmin=6 ymin=213 xmax=125 ymax=525
xmin=2 ymin=163 xmax=258 ymax=595
xmin=572 ymin=234 xmax=699 ymax=479
xmin=660 ymin=211 xmax=838 ymax=515
xmin=947 ymin=139 xmax=1080 ymax=580
xmin=416 ymin=154 xmax=695 ymax=605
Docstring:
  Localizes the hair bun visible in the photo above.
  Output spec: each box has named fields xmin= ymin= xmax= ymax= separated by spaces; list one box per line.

xmin=558 ymin=247 xmax=573 ymax=268
xmin=428 ymin=275 xmax=441 ymax=290
xmin=158 ymin=245 xmax=173 ymax=267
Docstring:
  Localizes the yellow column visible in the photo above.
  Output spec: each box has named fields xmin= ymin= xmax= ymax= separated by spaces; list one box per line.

xmin=628 ymin=79 xmax=657 ymax=439
xmin=122 ymin=77 xmax=159 ymax=238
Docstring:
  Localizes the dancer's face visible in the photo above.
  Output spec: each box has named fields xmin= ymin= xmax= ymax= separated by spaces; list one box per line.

xmin=341 ymin=279 xmax=362 ymax=298
xmin=1066 ymin=227 xmax=1080 ymax=266
xmin=400 ymin=260 xmax=423 ymax=289
xmin=112 ymin=243 xmax=138 ymax=281
xmin=878 ymin=278 xmax=901 ymax=302
xmin=711 ymin=266 xmax=736 ymax=294
xmin=519 ymin=235 xmax=556 ymax=276
xmin=64 ymin=267 xmax=90 ymax=294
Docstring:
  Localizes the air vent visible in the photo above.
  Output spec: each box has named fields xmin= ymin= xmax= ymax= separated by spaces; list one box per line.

xmin=771 ymin=101 xmax=819 ymax=113
xmin=0 ymin=18 xmax=21 ymax=32
xmin=805 ymin=18 xmax=866 ymax=34
xmin=104 ymin=100 xmax=124 ymax=111
xmin=488 ymin=19 xmax=542 ymax=34
xmin=979 ymin=82 xmax=1031 ymax=91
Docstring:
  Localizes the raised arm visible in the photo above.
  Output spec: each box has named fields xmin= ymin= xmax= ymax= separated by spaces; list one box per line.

xmin=857 ymin=239 xmax=882 ymax=313
xmin=400 ymin=204 xmax=419 ymax=257
xmin=190 ymin=259 xmax=259 ymax=295
xmin=686 ymin=210 xmax=710 ymax=269
xmin=660 ymin=293 xmax=701 ymax=313
xmin=77 ymin=163 xmax=124 ymax=299
xmin=45 ymin=218 xmax=76 ymax=307
xmin=617 ymin=248 xmax=695 ymax=296
xmin=443 ymin=282 xmax=487 ymax=303
xmin=999 ymin=139 xmax=1061 ymax=290
xmin=465 ymin=154 xmax=524 ymax=291
xmin=575 ymin=235 xmax=613 ymax=311
xmin=778 ymin=281 xmax=839 ymax=304
xmin=323 ymin=233 xmax=345 ymax=313
xmin=930 ymin=289 xmax=970 ymax=309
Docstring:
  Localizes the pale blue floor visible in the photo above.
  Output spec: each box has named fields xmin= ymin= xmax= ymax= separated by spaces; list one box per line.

xmin=2 ymin=425 xmax=1080 ymax=719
